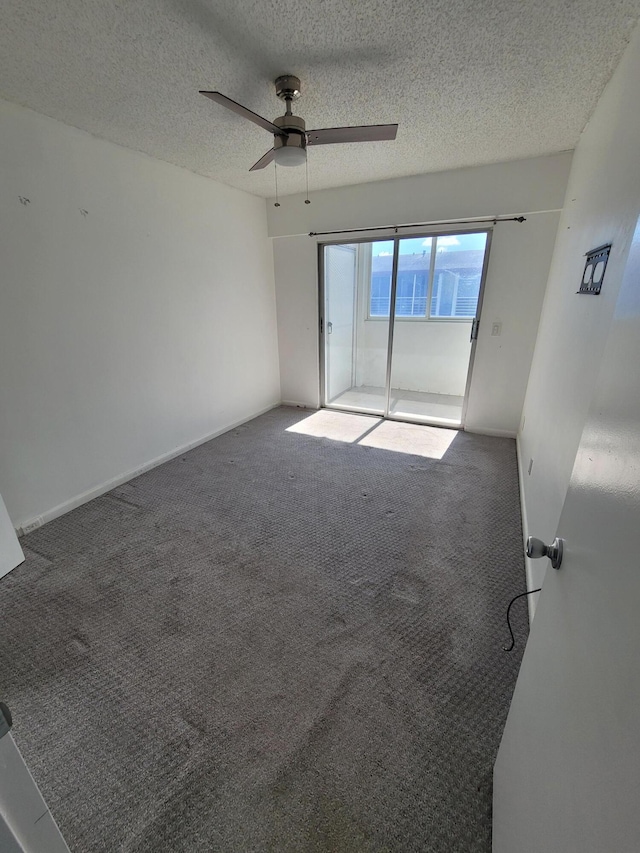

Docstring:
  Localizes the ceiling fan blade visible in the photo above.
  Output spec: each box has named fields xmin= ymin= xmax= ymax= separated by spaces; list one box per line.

xmin=307 ymin=124 xmax=398 ymax=146
xmin=200 ymin=91 xmax=286 ymax=137
xmin=249 ymin=148 xmax=276 ymax=171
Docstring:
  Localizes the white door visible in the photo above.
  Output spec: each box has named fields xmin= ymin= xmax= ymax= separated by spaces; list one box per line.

xmin=0 ymin=732 xmax=70 ymax=852
xmin=0 ymin=495 xmax=23 ymax=581
xmin=493 ymin=220 xmax=640 ymax=851
xmin=0 ymin=501 xmax=69 ymax=851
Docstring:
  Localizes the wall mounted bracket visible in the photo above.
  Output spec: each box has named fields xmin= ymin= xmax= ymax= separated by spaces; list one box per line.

xmin=579 ymin=244 xmax=611 ymax=295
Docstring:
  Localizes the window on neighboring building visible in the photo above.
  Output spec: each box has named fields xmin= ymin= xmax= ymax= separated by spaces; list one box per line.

xmin=368 ymin=232 xmax=488 ymax=320
xmin=370 ymin=272 xmax=392 ymax=317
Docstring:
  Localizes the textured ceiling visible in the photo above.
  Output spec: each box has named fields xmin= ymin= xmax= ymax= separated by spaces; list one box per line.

xmin=1 ymin=0 xmax=639 ymax=198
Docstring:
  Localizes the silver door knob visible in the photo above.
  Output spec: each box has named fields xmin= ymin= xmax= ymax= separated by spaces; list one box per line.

xmin=526 ymin=536 xmax=565 ymax=570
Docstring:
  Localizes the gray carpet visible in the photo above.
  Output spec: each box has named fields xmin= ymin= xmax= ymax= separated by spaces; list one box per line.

xmin=0 ymin=407 xmax=528 ymax=852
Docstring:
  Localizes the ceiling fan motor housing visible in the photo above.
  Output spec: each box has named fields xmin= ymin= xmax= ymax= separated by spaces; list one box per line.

xmin=273 ymin=114 xmax=307 ymax=161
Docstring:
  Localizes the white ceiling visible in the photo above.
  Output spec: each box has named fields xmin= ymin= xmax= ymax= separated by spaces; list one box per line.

xmin=1 ymin=0 xmax=639 ymax=198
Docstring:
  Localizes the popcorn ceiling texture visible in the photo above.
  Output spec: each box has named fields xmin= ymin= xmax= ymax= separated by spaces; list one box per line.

xmin=1 ymin=0 xmax=638 ymax=198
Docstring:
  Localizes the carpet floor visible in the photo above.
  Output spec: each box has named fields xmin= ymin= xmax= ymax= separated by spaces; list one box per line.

xmin=0 ymin=407 xmax=528 ymax=852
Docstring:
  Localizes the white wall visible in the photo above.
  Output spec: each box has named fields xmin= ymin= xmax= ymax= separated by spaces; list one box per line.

xmin=270 ymin=153 xmax=569 ymax=434
xmin=273 ymin=237 xmax=320 ymax=408
xmin=0 ymin=99 xmax=281 ymax=531
xmin=267 ymin=154 xmax=571 ymax=239
xmin=517 ymin=24 xmax=640 ymax=602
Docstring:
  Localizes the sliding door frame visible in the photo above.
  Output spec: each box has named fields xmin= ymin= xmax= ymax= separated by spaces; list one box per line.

xmin=459 ymin=228 xmax=492 ymax=426
xmin=319 ymin=235 xmax=395 ymax=418
xmin=318 ymin=226 xmax=493 ymax=428
xmin=383 ymin=241 xmax=401 ymax=418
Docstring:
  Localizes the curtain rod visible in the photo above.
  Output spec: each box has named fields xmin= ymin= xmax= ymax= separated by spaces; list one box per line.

xmin=308 ymin=215 xmax=526 ymax=237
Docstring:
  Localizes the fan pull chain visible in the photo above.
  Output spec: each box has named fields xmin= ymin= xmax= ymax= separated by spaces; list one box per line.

xmin=273 ymin=162 xmax=280 ymax=207
xmin=305 ymin=153 xmax=311 ymax=205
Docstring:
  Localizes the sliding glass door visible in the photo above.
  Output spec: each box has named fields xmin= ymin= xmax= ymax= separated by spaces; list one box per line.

xmin=321 ymin=230 xmax=490 ymax=427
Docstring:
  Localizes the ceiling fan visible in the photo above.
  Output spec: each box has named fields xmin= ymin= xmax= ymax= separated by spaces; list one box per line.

xmin=200 ymin=75 xmax=398 ymax=171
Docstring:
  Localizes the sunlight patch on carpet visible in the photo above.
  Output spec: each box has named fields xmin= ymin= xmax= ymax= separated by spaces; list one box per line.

xmin=286 ymin=409 xmax=380 ymax=443
xmin=358 ymin=419 xmax=456 ymax=459
xmin=287 ymin=409 xmax=457 ymax=458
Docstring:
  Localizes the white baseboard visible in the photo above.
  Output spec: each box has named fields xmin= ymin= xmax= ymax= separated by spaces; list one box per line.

xmin=15 ymin=401 xmax=280 ymax=537
xmin=465 ymin=426 xmax=517 ymax=438
xmin=280 ymin=400 xmax=318 ymax=410
xmin=515 ymin=434 xmax=541 ymax=622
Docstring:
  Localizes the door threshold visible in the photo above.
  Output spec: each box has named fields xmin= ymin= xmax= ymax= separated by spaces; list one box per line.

xmin=323 ymin=405 xmax=462 ymax=431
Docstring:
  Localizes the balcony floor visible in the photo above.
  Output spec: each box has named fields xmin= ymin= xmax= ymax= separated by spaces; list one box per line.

xmin=327 ymin=386 xmax=464 ymax=426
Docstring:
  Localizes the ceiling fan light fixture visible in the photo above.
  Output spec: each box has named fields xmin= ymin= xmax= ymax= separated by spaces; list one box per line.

xmin=273 ymin=144 xmax=307 ymax=167
xmin=200 ymin=76 xmax=398 ymax=173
